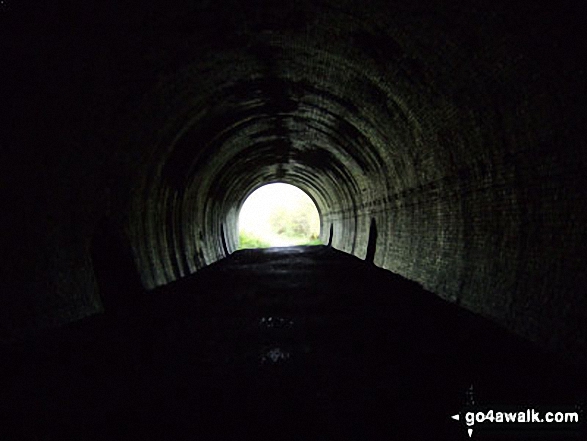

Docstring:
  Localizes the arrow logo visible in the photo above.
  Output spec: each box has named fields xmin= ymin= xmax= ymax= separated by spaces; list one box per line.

xmin=450 ymin=413 xmax=473 ymax=437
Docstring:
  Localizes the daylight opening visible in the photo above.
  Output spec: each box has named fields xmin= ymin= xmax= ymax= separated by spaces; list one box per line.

xmin=238 ymin=183 xmax=322 ymax=249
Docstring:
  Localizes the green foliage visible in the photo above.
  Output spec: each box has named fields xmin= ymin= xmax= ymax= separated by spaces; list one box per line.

xmin=238 ymin=195 xmax=321 ymax=248
xmin=238 ymin=231 xmax=323 ymax=249
xmin=303 ymin=238 xmax=323 ymax=246
xmin=269 ymin=203 xmax=316 ymax=238
xmin=238 ymin=231 xmax=271 ymax=249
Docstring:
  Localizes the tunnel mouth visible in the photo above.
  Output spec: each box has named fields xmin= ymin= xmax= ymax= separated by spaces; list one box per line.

xmin=237 ymin=182 xmax=322 ymax=249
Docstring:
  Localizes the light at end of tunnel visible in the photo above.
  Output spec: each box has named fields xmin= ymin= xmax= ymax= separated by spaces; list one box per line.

xmin=238 ymin=183 xmax=321 ymax=249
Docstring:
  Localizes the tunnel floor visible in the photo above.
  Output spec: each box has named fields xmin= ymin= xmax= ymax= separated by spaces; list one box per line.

xmin=1 ymin=246 xmax=584 ymax=440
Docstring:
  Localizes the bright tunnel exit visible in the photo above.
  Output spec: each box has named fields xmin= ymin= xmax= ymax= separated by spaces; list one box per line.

xmin=237 ymin=183 xmax=322 ymax=249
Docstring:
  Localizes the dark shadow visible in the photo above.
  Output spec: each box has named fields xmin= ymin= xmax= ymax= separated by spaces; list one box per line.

xmin=90 ymin=218 xmax=143 ymax=319
xmin=365 ymin=218 xmax=377 ymax=263
xmin=221 ymin=223 xmax=230 ymax=255
xmin=327 ymin=223 xmax=333 ymax=247
xmin=2 ymin=246 xmax=585 ymax=440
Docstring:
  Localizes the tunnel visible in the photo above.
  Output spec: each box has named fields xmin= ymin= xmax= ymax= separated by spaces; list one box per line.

xmin=1 ymin=0 xmax=587 ymax=439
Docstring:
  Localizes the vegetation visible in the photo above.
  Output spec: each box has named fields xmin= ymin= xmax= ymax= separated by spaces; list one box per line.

xmin=270 ymin=207 xmax=308 ymax=237
xmin=237 ymin=231 xmax=323 ymax=249
xmin=238 ymin=231 xmax=272 ymax=249
xmin=237 ymin=183 xmax=322 ymax=249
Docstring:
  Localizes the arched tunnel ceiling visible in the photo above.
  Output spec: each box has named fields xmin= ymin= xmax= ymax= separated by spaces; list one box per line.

xmin=2 ymin=0 xmax=587 ymax=365
xmin=124 ymin=0 xmax=543 ymax=288
xmin=126 ymin=1 xmax=489 ymax=281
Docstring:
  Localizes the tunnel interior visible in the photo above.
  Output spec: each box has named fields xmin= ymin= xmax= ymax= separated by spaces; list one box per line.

xmin=1 ymin=0 xmax=587 ymax=437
